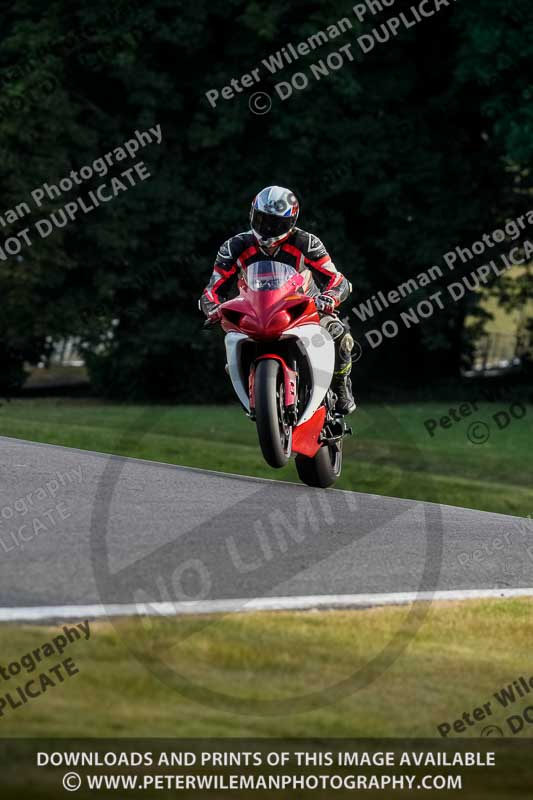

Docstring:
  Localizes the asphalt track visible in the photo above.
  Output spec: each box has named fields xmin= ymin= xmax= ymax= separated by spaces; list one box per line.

xmin=0 ymin=435 xmax=532 ymax=620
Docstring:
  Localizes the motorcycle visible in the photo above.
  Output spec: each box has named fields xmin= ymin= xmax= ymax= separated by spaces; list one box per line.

xmin=206 ymin=260 xmax=352 ymax=488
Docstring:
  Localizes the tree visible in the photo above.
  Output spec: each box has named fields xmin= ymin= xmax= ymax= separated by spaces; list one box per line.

xmin=0 ymin=0 xmax=530 ymax=397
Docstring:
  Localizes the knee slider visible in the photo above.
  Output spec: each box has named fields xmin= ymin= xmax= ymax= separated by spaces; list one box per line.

xmin=340 ymin=333 xmax=354 ymax=356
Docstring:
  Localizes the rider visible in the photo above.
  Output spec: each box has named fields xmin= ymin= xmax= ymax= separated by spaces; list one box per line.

xmin=200 ymin=186 xmax=356 ymax=415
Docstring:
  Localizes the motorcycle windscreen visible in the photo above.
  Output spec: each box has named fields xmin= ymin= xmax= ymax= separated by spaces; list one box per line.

xmin=244 ymin=261 xmax=300 ymax=292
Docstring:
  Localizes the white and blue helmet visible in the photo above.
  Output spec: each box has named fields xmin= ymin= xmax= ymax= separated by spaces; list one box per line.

xmin=250 ymin=186 xmax=299 ymax=251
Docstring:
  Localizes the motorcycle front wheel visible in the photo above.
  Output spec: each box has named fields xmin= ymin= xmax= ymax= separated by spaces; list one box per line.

xmin=295 ymin=441 xmax=343 ymax=489
xmin=254 ymin=359 xmax=293 ymax=469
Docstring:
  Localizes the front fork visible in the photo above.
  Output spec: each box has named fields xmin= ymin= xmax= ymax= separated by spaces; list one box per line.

xmin=248 ymin=355 xmax=299 ymax=425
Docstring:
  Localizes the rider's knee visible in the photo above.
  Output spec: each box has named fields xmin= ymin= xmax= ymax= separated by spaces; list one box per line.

xmin=322 ymin=317 xmax=345 ymax=341
xmin=340 ymin=333 xmax=354 ymax=357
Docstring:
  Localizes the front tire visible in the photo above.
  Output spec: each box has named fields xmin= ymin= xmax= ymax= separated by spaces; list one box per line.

xmin=255 ymin=359 xmax=293 ymax=468
xmin=295 ymin=441 xmax=343 ymax=488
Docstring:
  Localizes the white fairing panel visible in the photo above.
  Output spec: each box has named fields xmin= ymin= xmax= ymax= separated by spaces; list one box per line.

xmin=224 ymin=332 xmax=250 ymax=411
xmin=282 ymin=324 xmax=334 ymax=423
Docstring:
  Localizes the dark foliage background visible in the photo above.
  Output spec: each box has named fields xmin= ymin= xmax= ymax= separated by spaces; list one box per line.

xmin=0 ymin=0 xmax=531 ymax=398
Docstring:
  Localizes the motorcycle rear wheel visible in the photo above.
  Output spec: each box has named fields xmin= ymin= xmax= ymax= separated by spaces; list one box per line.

xmin=295 ymin=441 xmax=343 ymax=489
xmin=255 ymin=359 xmax=293 ymax=469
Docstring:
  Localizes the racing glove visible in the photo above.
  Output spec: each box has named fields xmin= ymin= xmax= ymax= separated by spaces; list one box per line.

xmin=315 ymin=294 xmax=337 ymax=314
xmin=202 ymin=306 xmax=222 ymax=329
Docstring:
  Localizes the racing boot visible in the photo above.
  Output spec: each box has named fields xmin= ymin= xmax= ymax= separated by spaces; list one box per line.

xmin=322 ymin=320 xmax=357 ymax=415
xmin=332 ymin=363 xmax=356 ymax=416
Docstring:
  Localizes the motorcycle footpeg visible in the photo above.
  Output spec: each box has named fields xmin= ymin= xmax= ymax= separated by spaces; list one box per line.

xmin=331 ymin=416 xmax=353 ymax=437
xmin=321 ymin=435 xmax=343 ymax=445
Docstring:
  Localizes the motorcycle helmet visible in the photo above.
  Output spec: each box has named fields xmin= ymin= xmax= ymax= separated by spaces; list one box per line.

xmin=250 ymin=186 xmax=299 ymax=254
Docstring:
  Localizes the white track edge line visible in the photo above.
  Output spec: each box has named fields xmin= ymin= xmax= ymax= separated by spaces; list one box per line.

xmin=2 ymin=587 xmax=533 ymax=622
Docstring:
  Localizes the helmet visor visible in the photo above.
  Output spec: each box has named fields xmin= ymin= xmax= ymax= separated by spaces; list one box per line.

xmin=251 ymin=209 xmax=295 ymax=240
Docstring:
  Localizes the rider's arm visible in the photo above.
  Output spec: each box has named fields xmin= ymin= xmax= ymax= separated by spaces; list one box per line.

xmin=199 ymin=238 xmax=240 ymax=317
xmin=303 ymin=234 xmax=352 ymax=307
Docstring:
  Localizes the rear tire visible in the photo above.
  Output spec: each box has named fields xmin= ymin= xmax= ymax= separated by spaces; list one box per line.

xmin=255 ymin=359 xmax=292 ymax=468
xmin=295 ymin=441 xmax=343 ymax=488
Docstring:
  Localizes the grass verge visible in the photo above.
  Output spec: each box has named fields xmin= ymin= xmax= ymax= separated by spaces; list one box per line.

xmin=1 ymin=598 xmax=532 ymax=738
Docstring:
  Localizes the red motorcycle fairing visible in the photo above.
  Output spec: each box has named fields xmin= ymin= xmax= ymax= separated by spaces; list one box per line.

xmin=219 ymin=277 xmax=320 ymax=339
xmin=292 ymin=407 xmax=326 ymax=458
